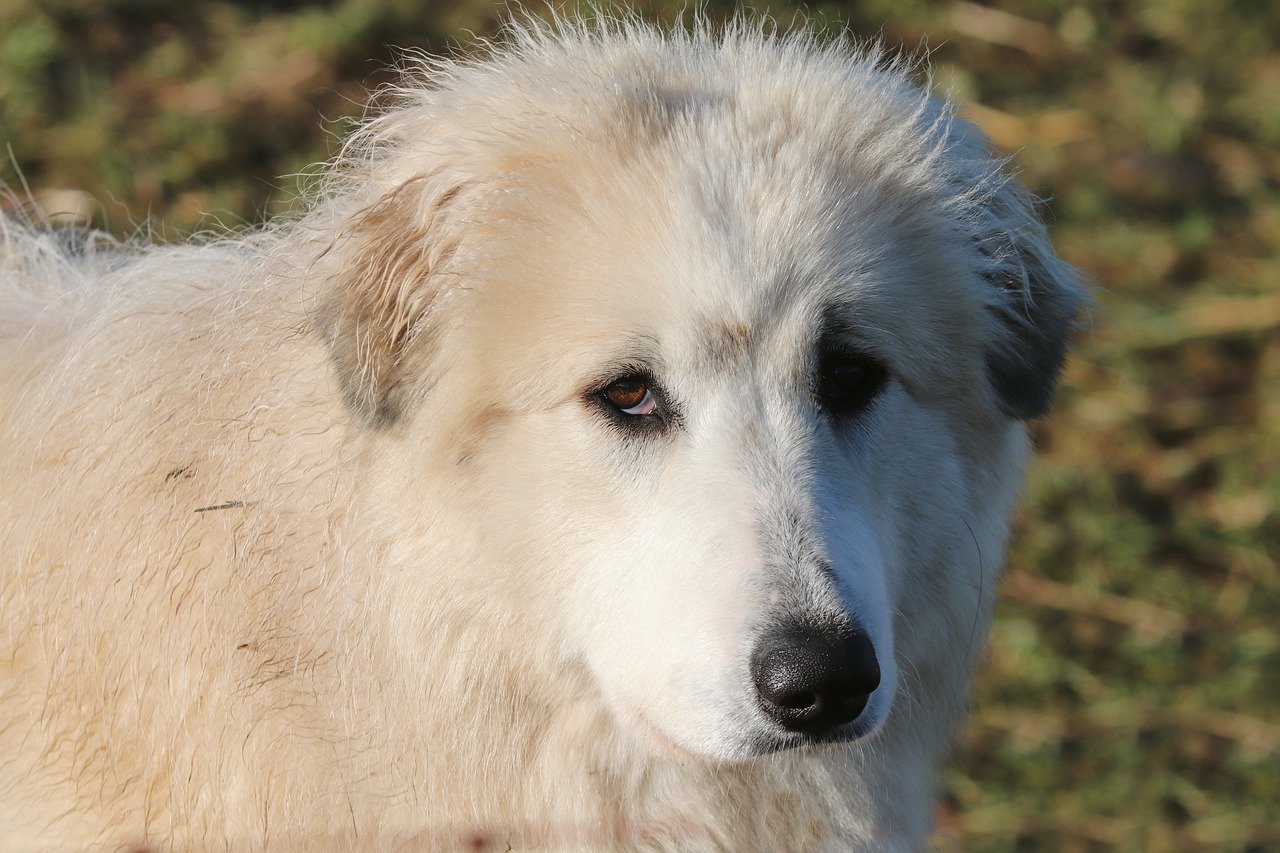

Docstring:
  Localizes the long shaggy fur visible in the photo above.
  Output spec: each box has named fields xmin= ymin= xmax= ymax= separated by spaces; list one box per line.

xmin=0 ymin=15 xmax=1082 ymax=850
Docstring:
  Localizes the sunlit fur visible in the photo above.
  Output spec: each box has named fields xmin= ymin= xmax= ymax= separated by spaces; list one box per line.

xmin=0 ymin=15 xmax=1082 ymax=849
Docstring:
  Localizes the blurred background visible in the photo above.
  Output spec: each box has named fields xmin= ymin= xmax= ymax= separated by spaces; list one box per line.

xmin=2 ymin=0 xmax=1276 ymax=847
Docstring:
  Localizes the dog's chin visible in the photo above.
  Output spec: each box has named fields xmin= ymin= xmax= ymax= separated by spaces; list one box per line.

xmin=635 ymin=705 xmax=889 ymax=764
xmin=736 ymin=717 xmax=886 ymax=759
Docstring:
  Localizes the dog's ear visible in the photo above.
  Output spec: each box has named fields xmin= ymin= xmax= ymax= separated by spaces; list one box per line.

xmin=974 ymin=178 xmax=1086 ymax=420
xmin=319 ymin=176 xmax=469 ymax=427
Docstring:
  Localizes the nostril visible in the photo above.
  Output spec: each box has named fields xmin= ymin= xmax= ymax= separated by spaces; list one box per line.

xmin=751 ymin=624 xmax=880 ymax=736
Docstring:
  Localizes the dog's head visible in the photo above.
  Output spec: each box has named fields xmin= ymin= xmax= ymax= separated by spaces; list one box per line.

xmin=315 ymin=24 xmax=1084 ymax=761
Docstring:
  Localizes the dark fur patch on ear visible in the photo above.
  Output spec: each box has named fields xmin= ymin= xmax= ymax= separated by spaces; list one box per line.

xmin=319 ymin=177 xmax=466 ymax=427
xmin=977 ymin=186 xmax=1086 ymax=421
xmin=984 ymin=274 xmax=1078 ymax=420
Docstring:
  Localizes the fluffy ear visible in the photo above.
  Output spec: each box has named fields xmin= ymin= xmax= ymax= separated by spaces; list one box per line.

xmin=975 ymin=179 xmax=1086 ymax=420
xmin=319 ymin=176 xmax=468 ymax=427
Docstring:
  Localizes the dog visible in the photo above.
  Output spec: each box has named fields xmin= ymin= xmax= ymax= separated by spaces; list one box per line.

xmin=0 ymin=16 xmax=1083 ymax=849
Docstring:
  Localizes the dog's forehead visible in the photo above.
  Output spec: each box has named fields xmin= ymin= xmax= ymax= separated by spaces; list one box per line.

xmin=475 ymin=80 xmax=990 ymax=401
xmin=567 ymin=133 xmax=984 ymax=390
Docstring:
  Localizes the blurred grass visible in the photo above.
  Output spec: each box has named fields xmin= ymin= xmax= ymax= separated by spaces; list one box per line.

xmin=2 ymin=0 xmax=1277 ymax=847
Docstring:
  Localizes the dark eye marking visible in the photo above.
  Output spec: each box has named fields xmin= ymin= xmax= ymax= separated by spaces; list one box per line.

xmin=816 ymin=348 xmax=889 ymax=418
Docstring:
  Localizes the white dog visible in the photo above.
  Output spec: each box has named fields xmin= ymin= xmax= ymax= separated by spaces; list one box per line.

xmin=0 ymin=16 xmax=1082 ymax=850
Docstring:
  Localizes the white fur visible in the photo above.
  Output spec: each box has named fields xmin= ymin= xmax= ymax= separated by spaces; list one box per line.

xmin=0 ymin=15 xmax=1079 ymax=850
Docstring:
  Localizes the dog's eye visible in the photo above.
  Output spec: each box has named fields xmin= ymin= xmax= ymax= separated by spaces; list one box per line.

xmin=818 ymin=353 xmax=888 ymax=416
xmin=602 ymin=378 xmax=657 ymax=416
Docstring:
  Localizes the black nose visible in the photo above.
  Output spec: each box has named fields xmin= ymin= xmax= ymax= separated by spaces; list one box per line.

xmin=751 ymin=624 xmax=880 ymax=736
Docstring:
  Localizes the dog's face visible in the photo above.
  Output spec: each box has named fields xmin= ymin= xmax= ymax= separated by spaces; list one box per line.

xmin=319 ymin=33 xmax=1082 ymax=762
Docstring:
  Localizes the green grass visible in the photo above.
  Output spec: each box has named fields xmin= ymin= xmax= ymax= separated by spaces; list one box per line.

xmin=3 ymin=1 xmax=1277 ymax=846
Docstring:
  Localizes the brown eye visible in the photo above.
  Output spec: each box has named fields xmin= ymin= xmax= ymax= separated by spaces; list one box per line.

xmin=603 ymin=378 xmax=656 ymax=415
xmin=819 ymin=353 xmax=888 ymax=415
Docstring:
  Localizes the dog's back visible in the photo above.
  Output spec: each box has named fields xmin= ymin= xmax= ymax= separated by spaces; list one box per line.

xmin=0 ymin=219 xmax=364 ymax=846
